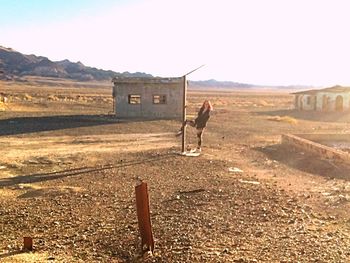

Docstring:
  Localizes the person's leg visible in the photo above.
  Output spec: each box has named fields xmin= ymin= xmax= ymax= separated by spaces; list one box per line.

xmin=196 ymin=128 xmax=204 ymax=151
xmin=187 ymin=120 xmax=196 ymax=127
xmin=176 ymin=120 xmax=195 ymax=136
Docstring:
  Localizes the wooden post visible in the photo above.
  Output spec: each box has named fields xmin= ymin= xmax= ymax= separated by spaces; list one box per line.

xmin=181 ymin=75 xmax=187 ymax=153
xmin=135 ymin=182 xmax=154 ymax=253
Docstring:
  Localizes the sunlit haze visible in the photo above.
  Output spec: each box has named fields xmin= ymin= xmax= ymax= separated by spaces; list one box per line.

xmin=1 ymin=0 xmax=350 ymax=86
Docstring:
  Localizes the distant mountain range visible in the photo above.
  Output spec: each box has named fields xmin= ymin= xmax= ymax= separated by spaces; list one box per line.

xmin=0 ymin=45 xmax=312 ymax=90
xmin=0 ymin=46 xmax=152 ymax=81
xmin=188 ymin=79 xmax=257 ymax=89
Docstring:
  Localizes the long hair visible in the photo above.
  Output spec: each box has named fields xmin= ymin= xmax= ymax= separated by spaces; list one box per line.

xmin=199 ymin=100 xmax=213 ymax=113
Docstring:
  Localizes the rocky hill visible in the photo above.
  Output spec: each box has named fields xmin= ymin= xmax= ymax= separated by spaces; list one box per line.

xmin=0 ymin=45 xmax=311 ymax=90
xmin=0 ymin=46 xmax=152 ymax=81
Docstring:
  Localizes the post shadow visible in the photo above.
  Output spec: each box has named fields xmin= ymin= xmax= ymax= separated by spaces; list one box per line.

xmin=0 ymin=152 xmax=175 ymax=188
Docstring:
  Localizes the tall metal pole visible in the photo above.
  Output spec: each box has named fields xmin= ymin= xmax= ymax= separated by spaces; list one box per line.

xmin=180 ymin=64 xmax=204 ymax=153
xmin=181 ymin=75 xmax=187 ymax=153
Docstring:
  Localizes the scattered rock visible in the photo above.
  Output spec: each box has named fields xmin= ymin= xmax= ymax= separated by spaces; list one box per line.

xmin=228 ymin=167 xmax=243 ymax=173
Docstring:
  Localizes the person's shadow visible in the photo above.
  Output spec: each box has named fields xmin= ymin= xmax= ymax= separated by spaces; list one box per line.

xmin=0 ymin=152 xmax=175 ymax=188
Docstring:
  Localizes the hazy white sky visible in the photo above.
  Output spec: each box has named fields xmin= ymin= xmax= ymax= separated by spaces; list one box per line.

xmin=1 ymin=0 xmax=350 ymax=86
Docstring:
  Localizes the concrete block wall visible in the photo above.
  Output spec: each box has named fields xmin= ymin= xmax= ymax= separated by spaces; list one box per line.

xmin=281 ymin=134 xmax=350 ymax=164
xmin=113 ymin=77 xmax=184 ymax=120
xmin=296 ymin=133 xmax=350 ymax=142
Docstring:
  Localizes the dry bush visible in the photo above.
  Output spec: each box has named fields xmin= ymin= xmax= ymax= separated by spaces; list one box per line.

xmin=102 ymin=98 xmax=113 ymax=103
xmin=12 ymin=96 xmax=21 ymax=102
xmin=64 ymin=96 xmax=75 ymax=102
xmin=0 ymin=101 xmax=5 ymax=111
xmin=258 ymin=99 xmax=274 ymax=107
xmin=214 ymin=100 xmax=228 ymax=106
xmin=23 ymin=93 xmax=32 ymax=101
xmin=267 ymin=115 xmax=298 ymax=124
xmin=76 ymin=95 xmax=87 ymax=102
xmin=47 ymin=94 xmax=59 ymax=101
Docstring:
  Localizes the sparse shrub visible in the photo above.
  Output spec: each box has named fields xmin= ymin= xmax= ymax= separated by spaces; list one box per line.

xmin=258 ymin=100 xmax=274 ymax=107
xmin=64 ymin=96 xmax=75 ymax=102
xmin=0 ymin=101 xmax=5 ymax=111
xmin=47 ymin=95 xmax=59 ymax=101
xmin=267 ymin=115 xmax=298 ymax=124
xmin=76 ymin=95 xmax=86 ymax=102
xmin=23 ymin=93 xmax=32 ymax=101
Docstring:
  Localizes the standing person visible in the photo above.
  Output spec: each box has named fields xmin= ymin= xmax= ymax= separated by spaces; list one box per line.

xmin=176 ymin=100 xmax=213 ymax=152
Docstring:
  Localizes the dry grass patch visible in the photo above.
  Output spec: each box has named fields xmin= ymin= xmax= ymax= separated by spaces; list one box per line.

xmin=23 ymin=94 xmax=33 ymax=101
xmin=47 ymin=95 xmax=59 ymax=101
xmin=258 ymin=99 xmax=275 ymax=107
xmin=267 ymin=115 xmax=298 ymax=124
xmin=0 ymin=101 xmax=5 ymax=111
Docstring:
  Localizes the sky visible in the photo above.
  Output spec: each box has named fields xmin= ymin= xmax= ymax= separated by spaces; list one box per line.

xmin=1 ymin=0 xmax=350 ymax=86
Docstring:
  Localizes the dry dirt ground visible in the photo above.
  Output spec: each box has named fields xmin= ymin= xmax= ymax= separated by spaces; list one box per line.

xmin=0 ymin=79 xmax=349 ymax=262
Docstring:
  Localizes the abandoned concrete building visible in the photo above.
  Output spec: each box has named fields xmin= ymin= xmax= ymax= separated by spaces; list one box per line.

xmin=294 ymin=86 xmax=350 ymax=112
xmin=112 ymin=77 xmax=184 ymax=119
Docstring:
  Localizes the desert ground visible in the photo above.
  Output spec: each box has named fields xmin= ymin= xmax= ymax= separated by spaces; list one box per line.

xmin=0 ymin=78 xmax=349 ymax=262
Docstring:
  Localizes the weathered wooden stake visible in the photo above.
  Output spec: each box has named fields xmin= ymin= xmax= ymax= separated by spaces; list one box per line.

xmin=135 ymin=182 xmax=154 ymax=253
xmin=23 ymin=237 xmax=33 ymax=251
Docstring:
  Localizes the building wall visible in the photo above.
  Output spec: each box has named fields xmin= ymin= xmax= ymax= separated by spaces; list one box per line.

xmin=113 ymin=78 xmax=183 ymax=119
xmin=295 ymin=92 xmax=350 ymax=111
xmin=282 ymin=134 xmax=350 ymax=165
xmin=315 ymin=92 xmax=350 ymax=111
xmin=295 ymin=94 xmax=316 ymax=110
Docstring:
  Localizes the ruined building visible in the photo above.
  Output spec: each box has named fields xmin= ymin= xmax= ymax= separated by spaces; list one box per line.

xmin=293 ymin=86 xmax=350 ymax=112
xmin=112 ymin=77 xmax=184 ymax=119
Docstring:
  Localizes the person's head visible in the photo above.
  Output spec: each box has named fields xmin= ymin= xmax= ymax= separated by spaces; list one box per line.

xmin=202 ymin=100 xmax=213 ymax=112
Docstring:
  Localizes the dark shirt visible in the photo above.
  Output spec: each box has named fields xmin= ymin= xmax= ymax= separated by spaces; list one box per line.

xmin=195 ymin=108 xmax=210 ymax=129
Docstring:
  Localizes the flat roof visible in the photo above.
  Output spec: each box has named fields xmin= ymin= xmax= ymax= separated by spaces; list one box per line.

xmin=293 ymin=85 xmax=350 ymax=95
xmin=112 ymin=76 xmax=183 ymax=84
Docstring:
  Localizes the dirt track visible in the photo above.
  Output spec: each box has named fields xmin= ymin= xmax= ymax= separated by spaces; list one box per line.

xmin=0 ymin=83 xmax=349 ymax=262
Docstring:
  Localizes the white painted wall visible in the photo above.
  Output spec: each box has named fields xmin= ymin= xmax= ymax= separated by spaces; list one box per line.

xmin=316 ymin=92 xmax=350 ymax=111
xmin=296 ymin=92 xmax=350 ymax=111
xmin=295 ymin=94 xmax=316 ymax=110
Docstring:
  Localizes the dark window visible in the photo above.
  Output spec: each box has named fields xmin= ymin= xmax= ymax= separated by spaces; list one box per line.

xmin=306 ymin=96 xmax=311 ymax=104
xmin=153 ymin=95 xmax=167 ymax=104
xmin=128 ymin=95 xmax=141 ymax=104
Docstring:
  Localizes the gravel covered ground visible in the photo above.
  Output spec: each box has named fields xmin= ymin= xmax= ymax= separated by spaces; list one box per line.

xmin=0 ymin=85 xmax=349 ymax=262
xmin=1 ymin=149 xmax=349 ymax=262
